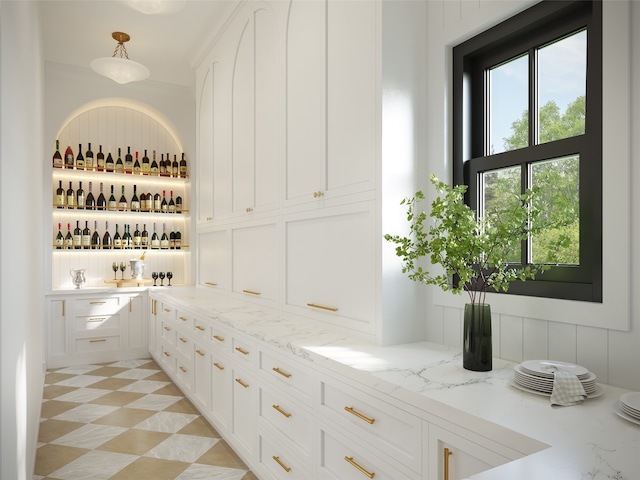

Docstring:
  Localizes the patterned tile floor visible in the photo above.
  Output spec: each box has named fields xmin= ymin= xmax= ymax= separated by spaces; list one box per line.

xmin=35 ymin=358 xmax=258 ymax=480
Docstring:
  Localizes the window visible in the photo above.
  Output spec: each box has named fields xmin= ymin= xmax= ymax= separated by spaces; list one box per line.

xmin=453 ymin=0 xmax=602 ymax=302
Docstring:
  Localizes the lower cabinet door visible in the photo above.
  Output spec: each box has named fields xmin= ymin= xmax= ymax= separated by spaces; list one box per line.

xmin=258 ymin=427 xmax=312 ymax=480
xmin=231 ymin=366 xmax=256 ymax=459
xmin=210 ymin=353 xmax=231 ymax=431
xmin=193 ymin=344 xmax=211 ymax=410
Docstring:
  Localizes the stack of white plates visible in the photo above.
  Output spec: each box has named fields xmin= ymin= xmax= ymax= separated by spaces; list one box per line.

xmin=511 ymin=359 xmax=600 ymax=396
xmin=617 ymin=392 xmax=640 ymax=424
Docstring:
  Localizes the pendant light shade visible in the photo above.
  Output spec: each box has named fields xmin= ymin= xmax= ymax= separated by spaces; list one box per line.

xmin=91 ymin=32 xmax=150 ymax=84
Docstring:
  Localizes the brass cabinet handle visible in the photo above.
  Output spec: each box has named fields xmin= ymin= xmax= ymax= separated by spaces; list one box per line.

xmin=151 ymin=299 xmax=156 ymax=315
xmin=179 ymin=337 xmax=187 ymax=343
xmin=88 ymin=317 xmax=107 ymax=322
xmin=272 ymin=367 xmax=292 ymax=378
xmin=89 ymin=339 xmax=107 ymax=343
xmin=195 ymin=325 xmax=205 ymax=331
xmin=235 ymin=347 xmax=249 ymax=355
xmin=62 ymin=300 xmax=65 ymax=316
xmin=164 ymin=351 xmax=171 ymax=357
xmin=129 ymin=297 xmax=132 ymax=312
xmin=179 ymin=366 xmax=187 ymax=373
xmin=313 ymin=191 xmax=324 ymax=198
xmin=235 ymin=378 xmax=249 ymax=388
xmin=242 ymin=289 xmax=260 ymax=296
xmin=307 ymin=303 xmax=338 ymax=312
xmin=204 ymin=281 xmax=217 ymax=286
xmin=246 ymin=207 xmax=253 ymax=213
xmin=195 ymin=349 xmax=205 ymax=357
xmin=272 ymin=456 xmax=291 ymax=473
xmin=344 ymin=406 xmax=375 ymax=425
xmin=344 ymin=456 xmax=374 ymax=479
xmin=164 ymin=308 xmax=171 ymax=312
xmin=164 ymin=326 xmax=171 ymax=331
xmin=179 ymin=316 xmax=188 ymax=322
xmin=213 ymin=335 xmax=225 ymax=342
xmin=444 ymin=447 xmax=452 ymax=480
xmin=213 ymin=362 xmax=224 ymax=370
xmin=90 ymin=301 xmax=106 ymax=305
xmin=272 ymin=404 xmax=292 ymax=418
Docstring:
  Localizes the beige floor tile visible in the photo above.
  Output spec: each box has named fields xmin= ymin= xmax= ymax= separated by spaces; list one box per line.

xmin=90 ymin=377 xmax=138 ymax=390
xmin=42 ymin=384 xmax=78 ymax=400
xmin=144 ymin=370 xmax=172 ymax=382
xmin=38 ymin=419 xmax=85 ymax=443
xmin=163 ymin=397 xmax=198 ymax=414
xmin=45 ymin=372 xmax=76 ymax=385
xmin=98 ymin=428 xmax=171 ymax=456
xmin=196 ymin=440 xmax=248 ymax=469
xmin=40 ymin=400 xmax=78 ymax=419
xmin=153 ymin=383 xmax=183 ymax=396
xmin=177 ymin=416 xmax=221 ymax=438
xmin=92 ymin=407 xmax=157 ymax=427
xmin=34 ymin=443 xmax=89 ymax=476
xmin=89 ymin=390 xmax=146 ymax=407
xmin=89 ymin=366 xmax=131 ymax=377
xmin=137 ymin=360 xmax=161 ymax=370
xmin=242 ymin=472 xmax=260 ymax=480
xmin=108 ymin=456 xmax=189 ymax=480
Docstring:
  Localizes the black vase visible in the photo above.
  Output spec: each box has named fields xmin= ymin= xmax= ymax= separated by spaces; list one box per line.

xmin=463 ymin=303 xmax=492 ymax=371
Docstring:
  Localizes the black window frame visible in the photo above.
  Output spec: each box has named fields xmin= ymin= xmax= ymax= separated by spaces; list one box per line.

xmin=452 ymin=0 xmax=602 ymax=303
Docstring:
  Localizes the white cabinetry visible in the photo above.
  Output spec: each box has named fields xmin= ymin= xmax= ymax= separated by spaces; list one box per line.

xmin=197 ymin=228 xmax=230 ymax=290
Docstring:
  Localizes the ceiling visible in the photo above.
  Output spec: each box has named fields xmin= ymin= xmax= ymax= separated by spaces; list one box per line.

xmin=39 ymin=0 xmax=240 ymax=87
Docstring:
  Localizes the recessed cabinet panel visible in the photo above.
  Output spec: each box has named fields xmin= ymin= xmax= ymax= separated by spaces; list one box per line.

xmin=198 ymin=229 xmax=229 ymax=290
xmin=197 ymin=66 xmax=214 ymax=222
xmin=285 ymin=206 xmax=375 ymax=333
xmin=232 ymin=223 xmax=278 ymax=302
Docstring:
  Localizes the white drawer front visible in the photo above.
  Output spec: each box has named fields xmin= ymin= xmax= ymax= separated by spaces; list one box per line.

xmin=259 ymin=350 xmax=312 ymax=403
xmin=176 ymin=312 xmax=193 ymax=329
xmin=161 ymin=322 xmax=176 ymax=346
xmin=74 ymin=335 xmax=120 ymax=354
xmin=258 ymin=430 xmax=312 ymax=480
xmin=74 ymin=314 xmax=120 ymax=332
xmin=73 ymin=296 xmax=121 ymax=315
xmin=210 ymin=325 xmax=231 ymax=354
xmin=176 ymin=334 xmax=193 ymax=359
xmin=232 ymin=336 xmax=255 ymax=366
xmin=160 ymin=344 xmax=176 ymax=374
xmin=193 ymin=318 xmax=209 ymax=338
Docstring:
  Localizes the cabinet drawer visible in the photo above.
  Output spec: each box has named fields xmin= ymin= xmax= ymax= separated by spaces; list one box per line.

xmin=74 ymin=335 xmax=121 ymax=354
xmin=318 ymin=425 xmax=416 ymax=480
xmin=232 ymin=336 xmax=255 ymax=367
xmin=176 ymin=355 xmax=193 ymax=391
xmin=74 ymin=314 xmax=120 ymax=332
xmin=319 ymin=377 xmax=421 ymax=474
xmin=157 ymin=302 xmax=176 ymax=322
xmin=258 ymin=429 xmax=312 ymax=480
xmin=176 ymin=312 xmax=193 ymax=329
xmin=210 ymin=324 xmax=231 ymax=354
xmin=73 ymin=296 xmax=122 ymax=315
xmin=259 ymin=387 xmax=313 ymax=457
xmin=161 ymin=322 xmax=176 ymax=346
xmin=160 ymin=344 xmax=176 ymax=374
xmin=193 ymin=318 xmax=209 ymax=338
xmin=259 ymin=349 xmax=312 ymax=403
xmin=176 ymin=334 xmax=193 ymax=359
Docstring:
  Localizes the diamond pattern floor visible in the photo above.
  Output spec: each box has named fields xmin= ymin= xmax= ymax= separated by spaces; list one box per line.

xmin=35 ymin=358 xmax=258 ymax=480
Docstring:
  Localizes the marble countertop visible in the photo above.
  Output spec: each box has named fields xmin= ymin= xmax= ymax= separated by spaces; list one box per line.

xmin=152 ymin=286 xmax=638 ymax=480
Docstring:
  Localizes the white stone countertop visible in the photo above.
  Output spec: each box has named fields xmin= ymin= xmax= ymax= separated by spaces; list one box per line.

xmin=151 ymin=286 xmax=639 ymax=480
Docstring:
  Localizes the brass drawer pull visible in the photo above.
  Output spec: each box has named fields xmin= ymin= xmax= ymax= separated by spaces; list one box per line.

xmin=444 ymin=447 xmax=452 ymax=480
xmin=164 ymin=308 xmax=171 ymax=312
xmin=272 ymin=404 xmax=292 ymax=418
xmin=179 ymin=316 xmax=187 ymax=321
xmin=344 ymin=456 xmax=374 ymax=478
xmin=235 ymin=347 xmax=249 ymax=355
xmin=242 ymin=289 xmax=260 ymax=296
xmin=179 ymin=337 xmax=187 ymax=343
xmin=213 ymin=362 xmax=225 ymax=370
xmin=235 ymin=378 xmax=249 ymax=388
xmin=179 ymin=366 xmax=187 ymax=373
xmin=89 ymin=301 xmax=106 ymax=305
xmin=313 ymin=191 xmax=324 ymax=198
xmin=195 ymin=349 xmax=205 ymax=357
xmin=213 ymin=335 xmax=225 ymax=342
xmin=195 ymin=325 xmax=205 ymax=331
xmin=88 ymin=317 xmax=107 ymax=322
xmin=164 ymin=351 xmax=171 ymax=357
xmin=344 ymin=406 xmax=375 ymax=424
xmin=62 ymin=300 xmax=65 ymax=316
xmin=246 ymin=207 xmax=253 ymax=213
xmin=204 ymin=281 xmax=217 ymax=286
xmin=272 ymin=367 xmax=292 ymax=378
xmin=307 ymin=303 xmax=338 ymax=312
xmin=89 ymin=339 xmax=107 ymax=343
xmin=272 ymin=456 xmax=291 ymax=473
xmin=164 ymin=326 xmax=171 ymax=331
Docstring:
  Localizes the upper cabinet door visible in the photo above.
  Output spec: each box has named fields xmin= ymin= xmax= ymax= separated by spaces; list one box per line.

xmin=197 ymin=66 xmax=214 ymax=223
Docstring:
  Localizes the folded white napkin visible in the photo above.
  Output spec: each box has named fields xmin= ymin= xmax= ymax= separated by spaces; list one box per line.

xmin=550 ymin=369 xmax=587 ymax=406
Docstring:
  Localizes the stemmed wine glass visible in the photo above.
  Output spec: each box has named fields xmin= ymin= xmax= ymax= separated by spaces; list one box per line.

xmin=152 ymin=272 xmax=158 ymax=286
xmin=112 ymin=262 xmax=118 ymax=280
xmin=159 ymin=272 xmax=166 ymax=286
xmin=166 ymin=271 xmax=173 ymax=286
xmin=119 ymin=261 xmax=126 ymax=280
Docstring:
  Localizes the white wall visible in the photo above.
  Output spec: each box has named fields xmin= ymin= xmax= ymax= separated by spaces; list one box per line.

xmin=423 ymin=0 xmax=639 ymax=390
xmin=1 ymin=1 xmax=45 ymax=478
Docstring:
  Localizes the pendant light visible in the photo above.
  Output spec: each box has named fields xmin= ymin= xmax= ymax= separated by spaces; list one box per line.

xmin=91 ymin=32 xmax=150 ymax=85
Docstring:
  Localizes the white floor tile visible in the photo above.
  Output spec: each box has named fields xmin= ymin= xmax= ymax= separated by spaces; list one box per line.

xmin=108 ymin=359 xmax=156 ymax=368
xmin=55 ymin=365 xmax=103 ymax=375
xmin=54 ymin=387 xmax=111 ymax=403
xmin=51 ymin=423 xmax=127 ymax=449
xmin=176 ymin=464 xmax=248 ymax=480
xmin=55 ymin=375 xmax=107 ymax=388
xmin=118 ymin=379 xmax=170 ymax=394
xmin=125 ymin=393 xmax=182 ymax=411
xmin=113 ymin=368 xmax=159 ymax=380
xmin=144 ymin=434 xmax=218 ymax=463
xmin=134 ymin=411 xmax=199 ymax=433
xmin=53 ymin=404 xmax=119 ymax=423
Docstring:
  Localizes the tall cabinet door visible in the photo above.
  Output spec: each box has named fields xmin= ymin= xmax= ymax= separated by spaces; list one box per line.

xmin=198 ymin=229 xmax=230 ymax=290
xmin=197 ymin=65 xmax=215 ymax=223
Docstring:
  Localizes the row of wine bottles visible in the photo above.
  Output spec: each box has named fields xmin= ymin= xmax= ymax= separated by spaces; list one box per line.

xmin=52 ymin=140 xmax=188 ymax=178
xmin=55 ymin=221 xmax=182 ymax=250
xmin=55 ymin=181 xmax=184 ymax=213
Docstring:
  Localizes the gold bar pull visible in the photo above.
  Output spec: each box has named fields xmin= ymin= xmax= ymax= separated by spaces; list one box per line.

xmin=213 ymin=362 xmax=225 ymax=370
xmin=272 ymin=367 xmax=292 ymax=378
xmin=272 ymin=456 xmax=292 ymax=473
xmin=90 ymin=339 xmax=107 ymax=343
xmin=246 ymin=207 xmax=253 ymax=213
xmin=235 ymin=378 xmax=249 ymax=388
xmin=213 ymin=335 xmax=225 ymax=342
xmin=344 ymin=456 xmax=375 ymax=478
xmin=62 ymin=300 xmax=65 ymax=316
xmin=164 ymin=308 xmax=171 ymax=313
xmin=164 ymin=351 xmax=171 ymax=357
xmin=179 ymin=316 xmax=188 ymax=322
xmin=307 ymin=303 xmax=338 ymax=312
xmin=204 ymin=281 xmax=217 ymax=286
xmin=235 ymin=347 xmax=249 ymax=355
xmin=164 ymin=326 xmax=171 ymax=331
xmin=129 ymin=297 xmax=132 ymax=312
xmin=195 ymin=349 xmax=205 ymax=357
xmin=179 ymin=337 xmax=187 ymax=343
xmin=88 ymin=317 xmax=107 ymax=322
xmin=195 ymin=325 xmax=205 ymax=331
xmin=179 ymin=366 xmax=187 ymax=373
xmin=344 ymin=406 xmax=375 ymax=425
xmin=90 ymin=301 xmax=106 ymax=305
xmin=242 ymin=289 xmax=261 ymax=296
xmin=272 ymin=404 xmax=292 ymax=418
xmin=444 ymin=447 xmax=452 ymax=480
xmin=152 ymin=299 xmax=156 ymax=315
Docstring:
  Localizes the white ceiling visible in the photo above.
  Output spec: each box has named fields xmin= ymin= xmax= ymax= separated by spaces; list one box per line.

xmin=39 ymin=0 xmax=239 ymax=87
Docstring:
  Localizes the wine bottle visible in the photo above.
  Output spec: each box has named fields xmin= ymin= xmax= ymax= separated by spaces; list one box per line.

xmin=165 ymin=152 xmax=171 ymax=177
xmin=56 ymin=180 xmax=66 ymax=208
xmin=168 ymin=190 xmax=175 ymax=213
xmin=115 ymin=147 xmax=124 ymax=173
xmin=66 ymin=181 xmax=75 ymax=209
xmin=73 ymin=221 xmax=82 ymax=249
xmin=76 ymin=181 xmax=85 ymax=210
xmin=96 ymin=145 xmax=105 ymax=171
xmin=153 ymin=191 xmax=161 ymax=212
xmin=174 ymin=228 xmax=181 ymax=250
xmin=158 ymin=153 xmax=165 ymax=176
xmin=169 ymin=226 xmax=176 ymax=249
xmin=102 ymin=221 xmax=112 ymax=249
xmin=52 ymin=140 xmax=63 ymax=168
xmin=150 ymin=150 xmax=159 ymax=175
xmin=91 ymin=221 xmax=101 ymax=249
xmin=97 ymin=182 xmax=107 ymax=210
xmin=141 ymin=224 xmax=149 ymax=248
xmin=133 ymin=151 xmax=141 ymax=174
xmin=76 ymin=144 xmax=85 ymax=170
xmin=140 ymin=191 xmax=147 ymax=212
xmin=64 ymin=145 xmax=74 ymax=169
xmin=179 ymin=152 xmax=187 ymax=178
xmin=123 ymin=224 xmax=132 ymax=249
xmin=55 ymin=223 xmax=64 ymax=249
xmin=175 ymin=193 xmax=182 ymax=214
xmin=133 ymin=223 xmax=141 ymax=249
xmin=131 ymin=185 xmax=140 ymax=211
xmin=160 ymin=223 xmax=169 ymax=249
xmin=113 ymin=224 xmax=122 ymax=249
xmin=85 ymin=143 xmax=94 ymax=171
xmin=85 ymin=181 xmax=95 ymax=210
xmin=151 ymin=223 xmax=160 ymax=249
xmin=172 ymin=154 xmax=179 ymax=177
xmin=82 ymin=220 xmax=91 ymax=249
xmin=108 ymin=185 xmax=117 ymax=211
xmin=161 ymin=189 xmax=168 ymax=213
xmin=105 ymin=149 xmax=115 ymax=172
xmin=125 ymin=146 xmax=133 ymax=174
xmin=118 ymin=185 xmax=127 ymax=211
xmin=64 ymin=223 xmax=73 ymax=249
xmin=142 ymin=149 xmax=150 ymax=175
